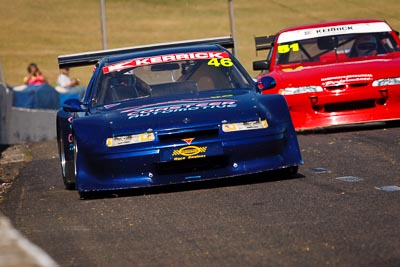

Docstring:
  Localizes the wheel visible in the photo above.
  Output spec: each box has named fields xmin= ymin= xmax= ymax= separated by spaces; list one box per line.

xmin=386 ymin=120 xmax=400 ymax=128
xmin=57 ymin=128 xmax=76 ymax=190
xmin=281 ymin=166 xmax=299 ymax=177
xmin=78 ymin=190 xmax=94 ymax=200
xmin=78 ymin=191 xmax=89 ymax=200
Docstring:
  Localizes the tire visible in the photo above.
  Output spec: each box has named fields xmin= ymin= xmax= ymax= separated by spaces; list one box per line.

xmin=57 ymin=128 xmax=76 ymax=190
xmin=386 ymin=120 xmax=400 ymax=128
xmin=281 ymin=166 xmax=299 ymax=177
xmin=78 ymin=191 xmax=92 ymax=200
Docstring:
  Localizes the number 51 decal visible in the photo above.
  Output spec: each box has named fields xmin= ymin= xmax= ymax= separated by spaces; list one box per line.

xmin=207 ymin=58 xmax=233 ymax=67
xmin=278 ymin=43 xmax=299 ymax=54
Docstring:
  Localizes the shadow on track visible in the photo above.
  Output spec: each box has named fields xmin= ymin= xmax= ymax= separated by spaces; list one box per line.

xmin=79 ymin=168 xmax=305 ymax=200
xmin=297 ymin=120 xmax=400 ymax=135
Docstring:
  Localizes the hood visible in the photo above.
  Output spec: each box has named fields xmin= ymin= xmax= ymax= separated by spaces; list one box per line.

xmin=271 ymin=56 xmax=400 ymax=88
xmin=96 ymin=90 xmax=261 ymax=136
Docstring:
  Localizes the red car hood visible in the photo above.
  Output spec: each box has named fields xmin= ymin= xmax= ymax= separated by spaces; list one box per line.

xmin=271 ymin=55 xmax=400 ymax=88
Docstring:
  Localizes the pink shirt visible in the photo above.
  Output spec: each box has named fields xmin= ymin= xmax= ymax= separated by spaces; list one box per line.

xmin=27 ymin=75 xmax=46 ymax=86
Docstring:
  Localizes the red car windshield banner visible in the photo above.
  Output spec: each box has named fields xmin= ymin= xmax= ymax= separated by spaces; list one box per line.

xmin=103 ymin=51 xmax=230 ymax=74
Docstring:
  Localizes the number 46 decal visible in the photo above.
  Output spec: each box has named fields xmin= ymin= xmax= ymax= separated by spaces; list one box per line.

xmin=207 ymin=58 xmax=233 ymax=67
xmin=278 ymin=43 xmax=299 ymax=54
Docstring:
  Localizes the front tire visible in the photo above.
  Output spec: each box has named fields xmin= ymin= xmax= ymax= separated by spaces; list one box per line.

xmin=386 ymin=120 xmax=400 ymax=128
xmin=281 ymin=166 xmax=299 ymax=177
xmin=57 ymin=128 xmax=76 ymax=190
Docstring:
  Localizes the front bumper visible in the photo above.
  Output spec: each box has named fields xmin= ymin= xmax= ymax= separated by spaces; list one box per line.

xmin=285 ymin=86 xmax=400 ymax=130
xmin=75 ymin=126 xmax=303 ymax=192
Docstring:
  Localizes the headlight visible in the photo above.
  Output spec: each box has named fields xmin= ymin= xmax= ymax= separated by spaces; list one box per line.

xmin=222 ymin=119 xmax=268 ymax=132
xmin=106 ymin=132 xmax=155 ymax=147
xmin=372 ymin=77 xmax=400 ymax=87
xmin=279 ymin=86 xmax=323 ymax=95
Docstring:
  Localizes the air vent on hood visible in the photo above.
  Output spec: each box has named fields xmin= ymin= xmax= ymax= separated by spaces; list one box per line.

xmin=157 ymin=127 xmax=219 ymax=143
xmin=325 ymin=84 xmax=346 ymax=90
xmin=325 ymin=82 xmax=369 ymax=90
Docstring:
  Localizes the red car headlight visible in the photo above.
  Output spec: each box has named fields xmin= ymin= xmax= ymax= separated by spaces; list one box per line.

xmin=372 ymin=78 xmax=400 ymax=87
xmin=279 ymin=86 xmax=323 ymax=95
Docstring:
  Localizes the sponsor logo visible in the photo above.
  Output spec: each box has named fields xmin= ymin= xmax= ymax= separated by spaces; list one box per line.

xmin=321 ymin=74 xmax=373 ymax=86
xmin=278 ymin=22 xmax=391 ymax=43
xmin=103 ymin=51 xmax=230 ymax=74
xmin=315 ymin=26 xmax=354 ymax=34
xmin=103 ymin=103 xmax=121 ymax=109
xmin=304 ymin=30 xmax=314 ymax=36
xmin=120 ymin=99 xmax=237 ymax=119
xmin=182 ymin=138 xmax=195 ymax=145
xmin=172 ymin=146 xmax=207 ymax=161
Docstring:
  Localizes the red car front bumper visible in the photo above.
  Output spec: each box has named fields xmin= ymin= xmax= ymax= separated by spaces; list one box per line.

xmin=284 ymin=86 xmax=400 ymax=131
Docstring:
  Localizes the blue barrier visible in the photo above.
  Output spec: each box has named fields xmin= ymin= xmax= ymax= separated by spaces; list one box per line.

xmin=58 ymin=86 xmax=86 ymax=107
xmin=12 ymin=84 xmax=85 ymax=110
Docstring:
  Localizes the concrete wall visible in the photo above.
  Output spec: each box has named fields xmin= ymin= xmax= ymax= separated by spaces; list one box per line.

xmin=0 ymin=83 xmax=12 ymax=144
xmin=0 ymin=83 xmax=57 ymax=144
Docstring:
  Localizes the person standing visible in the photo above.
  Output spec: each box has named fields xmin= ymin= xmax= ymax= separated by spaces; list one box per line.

xmin=23 ymin=63 xmax=47 ymax=86
xmin=56 ymin=67 xmax=79 ymax=88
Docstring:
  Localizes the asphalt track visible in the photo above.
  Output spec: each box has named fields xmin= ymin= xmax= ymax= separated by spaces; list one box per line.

xmin=1 ymin=123 xmax=400 ymax=267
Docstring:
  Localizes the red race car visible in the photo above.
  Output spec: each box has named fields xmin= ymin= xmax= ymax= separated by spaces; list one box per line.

xmin=253 ymin=19 xmax=400 ymax=131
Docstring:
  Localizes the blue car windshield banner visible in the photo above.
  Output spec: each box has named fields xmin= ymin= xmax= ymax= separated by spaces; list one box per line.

xmin=103 ymin=51 xmax=230 ymax=74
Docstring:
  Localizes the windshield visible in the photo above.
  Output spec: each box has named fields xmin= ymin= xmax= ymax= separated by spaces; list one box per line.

xmin=91 ymin=51 xmax=252 ymax=107
xmin=275 ymin=32 xmax=399 ymax=65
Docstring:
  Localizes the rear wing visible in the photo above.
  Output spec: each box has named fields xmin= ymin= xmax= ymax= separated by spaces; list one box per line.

xmin=58 ymin=36 xmax=234 ymax=69
xmin=254 ymin=35 xmax=276 ymax=55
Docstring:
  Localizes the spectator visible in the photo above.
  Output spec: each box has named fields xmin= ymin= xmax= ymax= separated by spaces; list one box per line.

xmin=57 ymin=67 xmax=80 ymax=89
xmin=23 ymin=63 xmax=47 ymax=86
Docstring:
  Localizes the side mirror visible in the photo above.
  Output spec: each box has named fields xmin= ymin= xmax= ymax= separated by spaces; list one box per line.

xmin=63 ymin=98 xmax=87 ymax=112
xmin=253 ymin=60 xmax=270 ymax=71
xmin=257 ymin=76 xmax=276 ymax=91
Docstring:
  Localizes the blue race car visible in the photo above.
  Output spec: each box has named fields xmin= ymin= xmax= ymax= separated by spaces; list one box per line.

xmin=56 ymin=37 xmax=303 ymax=197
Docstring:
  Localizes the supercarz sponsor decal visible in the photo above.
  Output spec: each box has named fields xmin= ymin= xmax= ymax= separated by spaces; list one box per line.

xmin=103 ymin=51 xmax=230 ymax=74
xmin=120 ymin=99 xmax=237 ymax=119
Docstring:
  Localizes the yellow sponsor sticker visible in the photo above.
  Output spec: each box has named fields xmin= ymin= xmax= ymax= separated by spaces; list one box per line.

xmin=172 ymin=146 xmax=207 ymax=160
